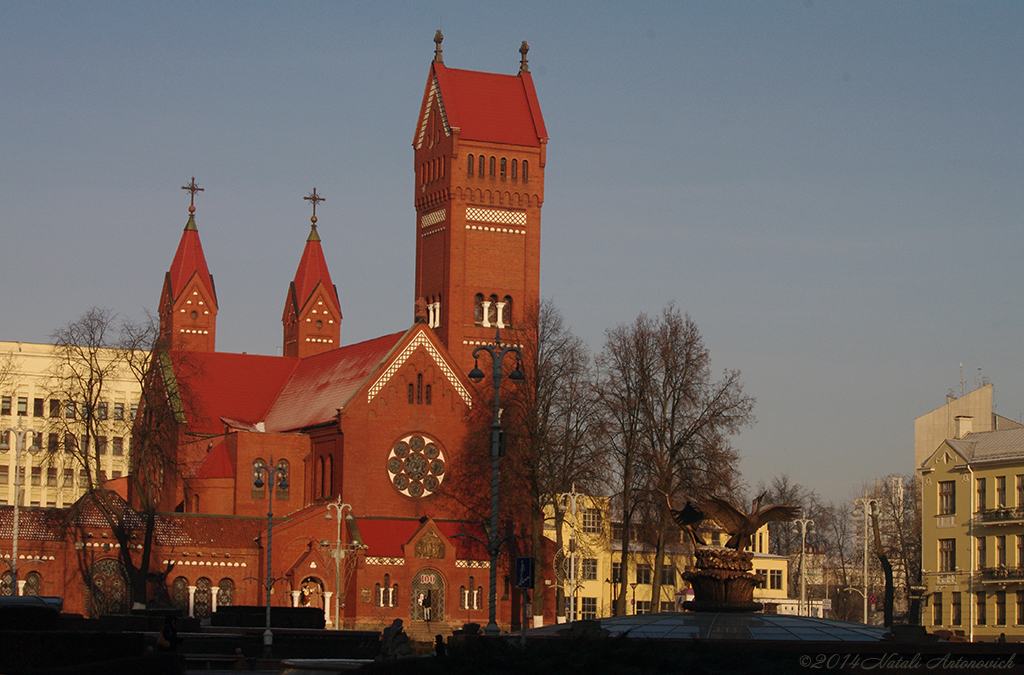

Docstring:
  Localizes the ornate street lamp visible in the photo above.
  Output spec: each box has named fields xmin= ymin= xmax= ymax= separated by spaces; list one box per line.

xmin=852 ymin=497 xmax=877 ymax=625
xmin=557 ymin=485 xmax=586 ymax=622
xmin=0 ymin=419 xmax=40 ymax=595
xmin=253 ymin=457 xmax=288 ymax=656
xmin=324 ymin=498 xmax=357 ymax=630
xmin=793 ymin=513 xmax=814 ymax=616
xmin=468 ymin=326 xmax=524 ymax=635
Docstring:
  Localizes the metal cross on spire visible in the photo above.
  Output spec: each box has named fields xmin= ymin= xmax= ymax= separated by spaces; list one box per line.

xmin=181 ymin=176 xmax=204 ymax=213
xmin=304 ymin=187 xmax=325 ymax=226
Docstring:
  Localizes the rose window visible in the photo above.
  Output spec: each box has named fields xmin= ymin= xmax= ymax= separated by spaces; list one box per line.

xmin=388 ymin=434 xmax=446 ymax=498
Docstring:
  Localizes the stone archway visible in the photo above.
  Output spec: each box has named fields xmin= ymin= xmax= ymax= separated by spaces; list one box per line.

xmin=411 ymin=568 xmax=445 ymax=622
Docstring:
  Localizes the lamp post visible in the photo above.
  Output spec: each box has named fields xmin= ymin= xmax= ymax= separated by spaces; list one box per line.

xmin=324 ymin=498 xmax=353 ymax=630
xmin=793 ymin=513 xmax=814 ymax=616
xmin=630 ymin=582 xmax=638 ymax=615
xmin=253 ymin=457 xmax=288 ymax=655
xmin=852 ymin=497 xmax=877 ymax=625
xmin=557 ymin=484 xmax=585 ymax=622
xmin=0 ymin=419 xmax=40 ymax=595
xmin=468 ymin=326 xmax=525 ymax=636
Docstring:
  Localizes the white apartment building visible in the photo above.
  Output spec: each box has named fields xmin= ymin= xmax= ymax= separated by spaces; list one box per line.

xmin=0 ymin=341 xmax=143 ymax=507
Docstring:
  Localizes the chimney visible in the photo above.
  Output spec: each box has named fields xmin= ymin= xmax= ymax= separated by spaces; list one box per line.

xmin=954 ymin=415 xmax=974 ymax=439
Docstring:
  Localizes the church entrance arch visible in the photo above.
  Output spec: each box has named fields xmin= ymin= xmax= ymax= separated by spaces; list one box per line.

xmin=299 ymin=576 xmax=325 ymax=610
xmin=411 ymin=568 xmax=445 ymax=622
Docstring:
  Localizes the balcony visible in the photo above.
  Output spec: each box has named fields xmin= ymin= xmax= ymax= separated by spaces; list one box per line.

xmin=979 ymin=566 xmax=1024 ymax=584
xmin=973 ymin=507 xmax=1024 ymax=527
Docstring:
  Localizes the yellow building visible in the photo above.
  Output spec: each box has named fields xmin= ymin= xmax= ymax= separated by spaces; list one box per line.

xmin=544 ymin=494 xmax=789 ymax=620
xmin=914 ymin=384 xmax=1021 ymax=469
xmin=0 ymin=341 xmax=142 ymax=507
xmin=920 ymin=424 xmax=1024 ymax=640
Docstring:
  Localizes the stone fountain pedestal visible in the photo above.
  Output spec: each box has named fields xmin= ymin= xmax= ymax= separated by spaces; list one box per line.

xmin=682 ymin=548 xmax=764 ymax=612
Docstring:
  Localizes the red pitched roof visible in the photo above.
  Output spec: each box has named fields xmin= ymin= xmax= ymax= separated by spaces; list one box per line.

xmin=428 ymin=62 xmax=547 ymax=147
xmin=290 ymin=228 xmax=340 ymax=312
xmin=168 ymin=215 xmax=217 ymax=303
xmin=264 ymin=331 xmax=406 ymax=431
xmin=171 ymin=350 xmax=300 ymax=434
xmin=193 ymin=440 xmax=235 ymax=479
xmin=357 ymin=518 xmax=487 ymax=560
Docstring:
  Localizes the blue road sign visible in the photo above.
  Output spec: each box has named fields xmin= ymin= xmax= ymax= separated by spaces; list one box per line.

xmin=515 ymin=557 xmax=534 ymax=589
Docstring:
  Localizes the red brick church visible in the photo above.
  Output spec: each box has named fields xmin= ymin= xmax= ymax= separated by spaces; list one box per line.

xmin=0 ymin=34 xmax=550 ymax=632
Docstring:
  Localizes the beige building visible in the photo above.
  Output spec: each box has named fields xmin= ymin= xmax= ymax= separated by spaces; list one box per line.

xmin=920 ymin=425 xmax=1024 ymax=640
xmin=914 ymin=384 xmax=1021 ymax=469
xmin=0 ymin=341 xmax=142 ymax=507
xmin=544 ymin=495 xmax=789 ymax=620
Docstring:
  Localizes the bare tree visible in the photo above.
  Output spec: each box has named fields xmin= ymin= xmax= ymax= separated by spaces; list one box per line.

xmin=641 ymin=307 xmax=753 ymax=612
xmin=50 ymin=308 xmax=184 ymax=609
xmin=503 ymin=300 xmax=603 ymax=622
xmin=599 ymin=304 xmax=753 ymax=614
xmin=597 ymin=314 xmax=651 ymax=616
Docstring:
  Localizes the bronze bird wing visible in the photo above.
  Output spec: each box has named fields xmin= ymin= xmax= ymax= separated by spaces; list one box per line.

xmin=755 ymin=504 xmax=802 ymax=527
xmin=700 ymin=497 xmax=748 ymax=535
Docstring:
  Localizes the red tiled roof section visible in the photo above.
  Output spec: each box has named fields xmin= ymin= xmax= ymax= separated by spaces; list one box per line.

xmin=193 ymin=440 xmax=235 ymax=479
xmin=155 ymin=514 xmax=265 ymax=548
xmin=168 ymin=216 xmax=216 ymax=302
xmin=357 ymin=518 xmax=488 ymax=560
xmin=173 ymin=350 xmax=300 ymax=434
xmin=264 ymin=331 xmax=406 ymax=432
xmin=434 ymin=63 xmax=548 ymax=147
xmin=291 ymin=236 xmax=340 ymax=311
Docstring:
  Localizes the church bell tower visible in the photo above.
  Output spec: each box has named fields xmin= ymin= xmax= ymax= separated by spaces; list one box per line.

xmin=412 ymin=32 xmax=548 ymax=374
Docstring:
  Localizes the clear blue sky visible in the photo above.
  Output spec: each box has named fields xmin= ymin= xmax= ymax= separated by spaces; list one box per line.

xmin=3 ymin=2 xmax=1023 ymax=504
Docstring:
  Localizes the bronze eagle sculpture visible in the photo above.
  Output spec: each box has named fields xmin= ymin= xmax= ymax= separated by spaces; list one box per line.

xmin=662 ymin=492 xmax=707 ymax=548
xmin=700 ymin=492 xmax=801 ymax=550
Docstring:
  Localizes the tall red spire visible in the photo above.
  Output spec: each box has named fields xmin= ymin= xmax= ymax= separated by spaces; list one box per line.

xmin=159 ymin=178 xmax=218 ymax=352
xmin=282 ymin=188 xmax=342 ymax=358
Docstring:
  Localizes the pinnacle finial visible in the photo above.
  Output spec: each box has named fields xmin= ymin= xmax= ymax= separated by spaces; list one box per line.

xmin=433 ymin=30 xmax=444 ymax=63
xmin=519 ymin=41 xmax=530 ymax=74
xmin=304 ymin=188 xmax=325 ymax=241
xmin=304 ymin=187 xmax=325 ymax=225
xmin=181 ymin=176 xmax=204 ymax=214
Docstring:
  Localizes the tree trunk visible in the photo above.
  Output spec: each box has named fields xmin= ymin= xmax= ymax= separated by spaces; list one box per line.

xmin=871 ymin=510 xmax=894 ymax=627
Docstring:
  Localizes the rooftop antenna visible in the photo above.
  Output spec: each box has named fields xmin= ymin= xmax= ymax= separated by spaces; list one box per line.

xmin=959 ymin=363 xmax=963 ymax=397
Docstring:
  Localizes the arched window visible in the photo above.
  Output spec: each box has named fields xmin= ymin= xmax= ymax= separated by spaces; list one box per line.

xmin=275 ymin=459 xmax=289 ymax=496
xmin=503 ymin=295 xmax=513 ymax=328
xmin=522 ymin=160 xmax=529 ymax=181
xmin=440 ymin=156 xmax=445 ymax=179
xmin=511 ymin=159 xmax=517 ymax=179
xmin=478 ymin=155 xmax=485 ymax=176
xmin=317 ymin=456 xmax=325 ymax=499
xmin=252 ymin=458 xmax=267 ymax=496
xmin=218 ymin=578 xmax=234 ymax=607
xmin=460 ymin=585 xmax=467 ymax=610
xmin=171 ymin=577 xmax=189 ymax=611
xmin=416 ymin=374 xmax=423 ymax=404
xmin=489 ymin=156 xmax=496 ymax=177
xmin=425 ymin=385 xmax=432 ymax=406
xmin=326 ymin=455 xmax=334 ymax=496
xmin=500 ymin=158 xmax=507 ymax=178
xmin=474 ymin=293 xmax=484 ymax=325
xmin=488 ymin=294 xmax=499 ymax=325
xmin=408 ymin=383 xmax=415 ymax=404
xmin=467 ymin=154 xmax=474 ymax=176
xmin=375 ymin=583 xmax=383 ymax=607
xmin=22 ymin=571 xmax=40 ymax=596
xmin=194 ymin=577 xmax=212 ymax=619
xmin=0 ymin=571 xmax=12 ymax=596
